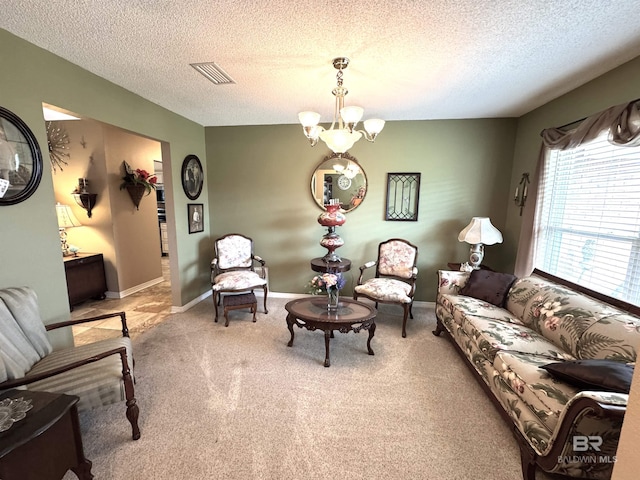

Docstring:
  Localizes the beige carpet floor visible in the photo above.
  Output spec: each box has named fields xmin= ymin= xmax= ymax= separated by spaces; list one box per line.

xmin=64 ymin=296 xmax=562 ymax=480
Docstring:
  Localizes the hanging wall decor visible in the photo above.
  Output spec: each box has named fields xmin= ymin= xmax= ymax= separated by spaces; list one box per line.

xmin=385 ymin=172 xmax=421 ymax=221
xmin=119 ymin=161 xmax=157 ymax=210
xmin=0 ymin=106 xmax=43 ymax=205
xmin=188 ymin=203 xmax=204 ymax=233
xmin=181 ymin=154 xmax=203 ymax=200
xmin=46 ymin=121 xmax=71 ymax=172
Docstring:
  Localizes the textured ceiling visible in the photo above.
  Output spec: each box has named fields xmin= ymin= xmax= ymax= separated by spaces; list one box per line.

xmin=3 ymin=1 xmax=640 ymax=127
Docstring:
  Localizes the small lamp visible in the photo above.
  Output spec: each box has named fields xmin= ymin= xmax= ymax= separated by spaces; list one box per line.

xmin=458 ymin=217 xmax=503 ymax=269
xmin=56 ymin=203 xmax=82 ymax=256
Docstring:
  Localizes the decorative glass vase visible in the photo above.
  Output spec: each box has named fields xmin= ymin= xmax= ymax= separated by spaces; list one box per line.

xmin=327 ymin=288 xmax=340 ymax=312
xmin=318 ymin=203 xmax=347 ymax=262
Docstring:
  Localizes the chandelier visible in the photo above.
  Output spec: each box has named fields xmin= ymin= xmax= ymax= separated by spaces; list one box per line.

xmin=298 ymin=57 xmax=385 ymax=154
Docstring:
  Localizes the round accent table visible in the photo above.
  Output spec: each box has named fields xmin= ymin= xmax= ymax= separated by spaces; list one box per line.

xmin=310 ymin=257 xmax=351 ymax=274
xmin=285 ymin=297 xmax=376 ymax=367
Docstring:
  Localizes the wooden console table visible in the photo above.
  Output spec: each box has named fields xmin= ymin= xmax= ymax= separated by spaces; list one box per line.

xmin=0 ymin=390 xmax=93 ymax=479
xmin=64 ymin=253 xmax=107 ymax=308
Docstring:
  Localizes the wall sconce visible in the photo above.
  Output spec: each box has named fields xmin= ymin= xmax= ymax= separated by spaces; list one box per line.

xmin=56 ymin=203 xmax=82 ymax=256
xmin=514 ymin=172 xmax=530 ymax=216
xmin=72 ymin=178 xmax=97 ymax=218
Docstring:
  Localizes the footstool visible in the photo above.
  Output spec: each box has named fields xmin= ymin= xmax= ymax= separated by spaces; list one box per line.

xmin=221 ymin=292 xmax=257 ymax=327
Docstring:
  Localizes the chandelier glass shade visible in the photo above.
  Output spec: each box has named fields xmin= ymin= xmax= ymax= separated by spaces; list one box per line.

xmin=299 ymin=58 xmax=384 ymax=154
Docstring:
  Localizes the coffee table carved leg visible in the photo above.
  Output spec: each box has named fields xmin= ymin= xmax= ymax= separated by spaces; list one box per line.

xmin=367 ymin=322 xmax=376 ymax=355
xmin=324 ymin=329 xmax=331 ymax=367
xmin=287 ymin=314 xmax=295 ymax=347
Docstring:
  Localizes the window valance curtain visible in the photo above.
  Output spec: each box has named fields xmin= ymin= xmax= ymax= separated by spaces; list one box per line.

xmin=514 ymin=100 xmax=640 ymax=278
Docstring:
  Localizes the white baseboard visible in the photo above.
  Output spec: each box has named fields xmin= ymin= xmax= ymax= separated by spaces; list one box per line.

xmin=106 ymin=276 xmax=164 ymax=299
xmin=171 ymin=289 xmax=434 ymax=313
xmin=170 ymin=289 xmax=212 ymax=313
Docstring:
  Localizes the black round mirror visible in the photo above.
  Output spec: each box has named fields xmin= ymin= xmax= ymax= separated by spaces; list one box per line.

xmin=310 ymin=152 xmax=366 ymax=212
xmin=0 ymin=107 xmax=43 ymax=205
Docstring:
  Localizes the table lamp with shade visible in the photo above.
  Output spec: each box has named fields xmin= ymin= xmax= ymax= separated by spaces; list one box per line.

xmin=458 ymin=217 xmax=503 ymax=270
xmin=56 ymin=203 xmax=82 ymax=256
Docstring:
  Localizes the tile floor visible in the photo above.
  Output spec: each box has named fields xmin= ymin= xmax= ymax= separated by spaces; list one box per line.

xmin=71 ymin=257 xmax=173 ymax=346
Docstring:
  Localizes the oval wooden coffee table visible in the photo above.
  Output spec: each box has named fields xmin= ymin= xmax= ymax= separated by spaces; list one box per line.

xmin=285 ymin=297 xmax=377 ymax=367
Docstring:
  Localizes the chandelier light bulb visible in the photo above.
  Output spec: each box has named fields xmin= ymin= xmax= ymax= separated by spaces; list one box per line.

xmin=320 ymin=129 xmax=361 ymax=154
xmin=298 ymin=111 xmax=321 ymax=127
xmin=364 ymin=118 xmax=385 ymax=137
xmin=340 ymin=106 xmax=364 ymax=131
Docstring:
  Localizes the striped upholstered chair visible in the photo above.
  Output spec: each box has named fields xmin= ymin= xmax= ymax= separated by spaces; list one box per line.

xmin=0 ymin=287 xmax=140 ymax=440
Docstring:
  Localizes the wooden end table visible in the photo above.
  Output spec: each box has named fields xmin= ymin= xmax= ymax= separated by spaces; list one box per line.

xmin=310 ymin=257 xmax=351 ymax=274
xmin=285 ymin=297 xmax=376 ymax=367
xmin=0 ymin=390 xmax=93 ymax=480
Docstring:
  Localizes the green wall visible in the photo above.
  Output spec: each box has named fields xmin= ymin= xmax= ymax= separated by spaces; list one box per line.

xmin=3 ymin=23 xmax=639 ymax=333
xmin=0 ymin=29 xmax=208 ymax=346
xmin=205 ymin=119 xmax=517 ymax=301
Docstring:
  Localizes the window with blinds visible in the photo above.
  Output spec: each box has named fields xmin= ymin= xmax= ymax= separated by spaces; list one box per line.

xmin=534 ymin=130 xmax=640 ymax=307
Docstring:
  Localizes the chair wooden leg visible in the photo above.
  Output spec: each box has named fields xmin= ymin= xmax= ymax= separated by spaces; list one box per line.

xmin=402 ymin=305 xmax=409 ymax=338
xmin=213 ymin=291 xmax=219 ymax=322
xmin=262 ymin=285 xmax=269 ymax=313
xmin=409 ymin=301 xmax=414 ymax=319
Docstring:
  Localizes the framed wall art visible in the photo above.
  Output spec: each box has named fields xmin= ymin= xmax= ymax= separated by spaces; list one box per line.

xmin=385 ymin=172 xmax=421 ymax=221
xmin=181 ymin=154 xmax=203 ymax=200
xmin=0 ymin=106 xmax=43 ymax=205
xmin=188 ymin=203 xmax=204 ymax=234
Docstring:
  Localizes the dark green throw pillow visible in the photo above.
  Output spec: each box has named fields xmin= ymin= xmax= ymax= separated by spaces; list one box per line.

xmin=540 ymin=359 xmax=634 ymax=394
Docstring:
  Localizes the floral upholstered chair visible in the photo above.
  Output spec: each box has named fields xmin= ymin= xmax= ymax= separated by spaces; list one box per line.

xmin=210 ymin=233 xmax=268 ymax=322
xmin=353 ymin=238 xmax=418 ymax=337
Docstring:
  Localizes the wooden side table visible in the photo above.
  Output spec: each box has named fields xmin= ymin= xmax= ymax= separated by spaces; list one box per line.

xmin=447 ymin=262 xmax=494 ymax=272
xmin=0 ymin=390 xmax=93 ymax=480
xmin=310 ymin=257 xmax=351 ymax=274
xmin=63 ymin=253 xmax=107 ymax=308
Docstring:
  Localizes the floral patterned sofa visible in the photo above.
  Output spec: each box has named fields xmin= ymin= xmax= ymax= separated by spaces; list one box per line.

xmin=434 ymin=268 xmax=639 ymax=480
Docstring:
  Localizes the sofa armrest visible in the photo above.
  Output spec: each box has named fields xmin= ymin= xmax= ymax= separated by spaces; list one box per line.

xmin=437 ymin=270 xmax=471 ymax=295
xmin=46 ymin=311 xmax=130 ymax=338
xmin=0 ymin=345 xmax=131 ymax=390
xmin=535 ymin=391 xmax=626 ymax=474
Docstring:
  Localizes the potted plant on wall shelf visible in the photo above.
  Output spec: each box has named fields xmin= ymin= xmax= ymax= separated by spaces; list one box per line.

xmin=120 ymin=161 xmax=157 ymax=210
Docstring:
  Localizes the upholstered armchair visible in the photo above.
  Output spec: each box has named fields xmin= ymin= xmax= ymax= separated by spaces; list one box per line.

xmin=211 ymin=233 xmax=268 ymax=322
xmin=0 ymin=286 xmax=140 ymax=440
xmin=353 ymin=238 xmax=418 ymax=337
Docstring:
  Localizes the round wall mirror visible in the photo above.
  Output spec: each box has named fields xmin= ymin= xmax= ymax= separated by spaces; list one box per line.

xmin=0 ymin=107 xmax=43 ymax=205
xmin=310 ymin=152 xmax=367 ymax=212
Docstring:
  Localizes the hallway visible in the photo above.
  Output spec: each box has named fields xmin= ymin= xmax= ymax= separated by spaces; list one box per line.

xmin=71 ymin=257 xmax=172 ymax=345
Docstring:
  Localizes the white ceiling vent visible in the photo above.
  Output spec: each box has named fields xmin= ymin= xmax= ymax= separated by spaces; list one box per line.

xmin=190 ymin=62 xmax=235 ymax=85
